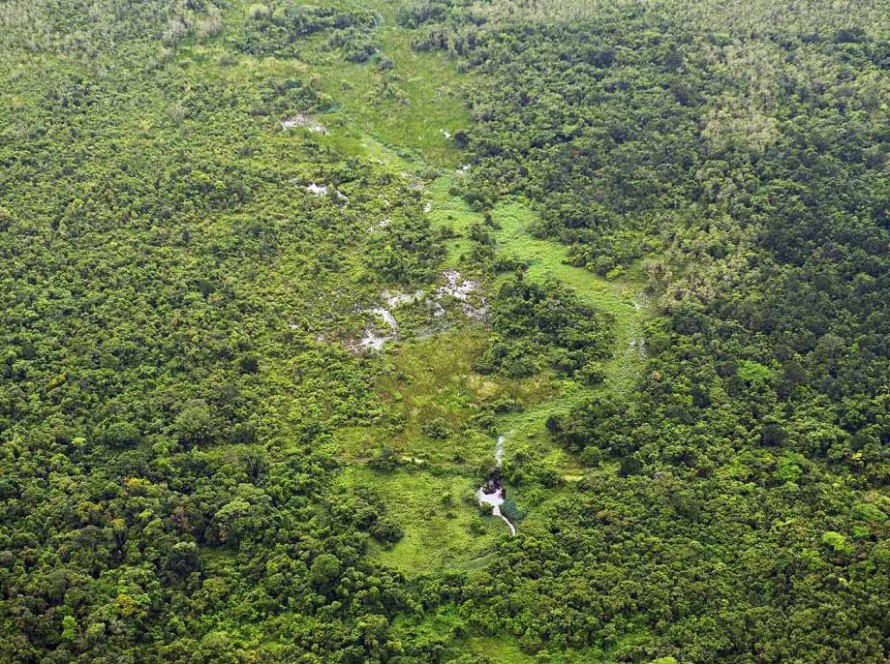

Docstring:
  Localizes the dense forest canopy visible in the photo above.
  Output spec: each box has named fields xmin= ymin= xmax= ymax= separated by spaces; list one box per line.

xmin=1 ymin=0 xmax=889 ymax=662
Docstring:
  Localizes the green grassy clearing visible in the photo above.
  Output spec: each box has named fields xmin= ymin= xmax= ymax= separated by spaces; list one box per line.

xmin=472 ymin=202 xmax=651 ymax=487
xmin=427 ymin=174 xmax=486 ymax=268
xmin=302 ymin=27 xmax=654 ymax=578
xmin=337 ymin=465 xmax=506 ymax=573
xmin=392 ymin=607 xmax=612 ymax=663
xmin=313 ymin=17 xmax=469 ymax=168
xmin=466 ymin=637 xmax=538 ymax=663
xmin=204 ymin=0 xmax=652 ymax=606
xmin=335 ymin=329 xmax=553 ymax=468
xmin=490 ymin=201 xmax=649 ymax=391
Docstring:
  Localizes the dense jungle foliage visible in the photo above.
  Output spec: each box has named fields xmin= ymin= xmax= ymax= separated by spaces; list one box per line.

xmin=1 ymin=0 xmax=889 ymax=662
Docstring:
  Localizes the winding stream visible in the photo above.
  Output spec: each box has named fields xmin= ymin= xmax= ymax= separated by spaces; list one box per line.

xmin=476 ymin=435 xmax=516 ymax=536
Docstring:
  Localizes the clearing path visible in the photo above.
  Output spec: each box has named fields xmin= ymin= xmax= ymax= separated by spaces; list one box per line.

xmin=482 ymin=201 xmax=653 ymax=491
xmin=491 ymin=201 xmax=651 ymax=395
xmin=301 ymin=18 xmax=652 ymax=550
xmin=324 ymin=123 xmax=652 ymax=535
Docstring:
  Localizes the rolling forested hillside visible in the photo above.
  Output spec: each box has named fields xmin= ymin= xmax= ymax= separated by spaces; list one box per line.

xmin=1 ymin=0 xmax=889 ymax=662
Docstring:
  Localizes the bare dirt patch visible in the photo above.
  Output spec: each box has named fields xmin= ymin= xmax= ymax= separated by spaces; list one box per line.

xmin=281 ymin=113 xmax=329 ymax=134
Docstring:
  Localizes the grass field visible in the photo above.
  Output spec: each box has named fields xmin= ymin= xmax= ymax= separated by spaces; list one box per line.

xmin=337 ymin=465 xmax=506 ymax=573
xmin=298 ymin=18 xmax=653 ymax=581
xmin=313 ymin=8 xmax=469 ymax=168
xmin=206 ymin=2 xmax=654 ymax=652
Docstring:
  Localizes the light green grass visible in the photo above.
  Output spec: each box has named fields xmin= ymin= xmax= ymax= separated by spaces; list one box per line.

xmin=338 ymin=465 xmax=507 ymax=573
xmin=397 ymin=609 xmax=611 ymax=664
xmin=466 ymin=637 xmax=538 ymax=663
xmin=493 ymin=203 xmax=634 ymax=320
xmin=213 ymin=0 xmax=652 ymax=593
xmin=427 ymin=174 xmax=486 ymax=267
xmin=314 ymin=22 xmax=468 ymax=168
xmin=335 ymin=329 xmax=553 ymax=468
xmin=490 ymin=200 xmax=651 ymax=394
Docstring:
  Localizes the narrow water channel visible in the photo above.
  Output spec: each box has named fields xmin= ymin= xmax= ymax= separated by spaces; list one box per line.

xmin=476 ymin=435 xmax=516 ymax=536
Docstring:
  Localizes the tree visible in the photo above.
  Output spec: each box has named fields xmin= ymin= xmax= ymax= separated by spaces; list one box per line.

xmin=174 ymin=400 xmax=215 ymax=447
